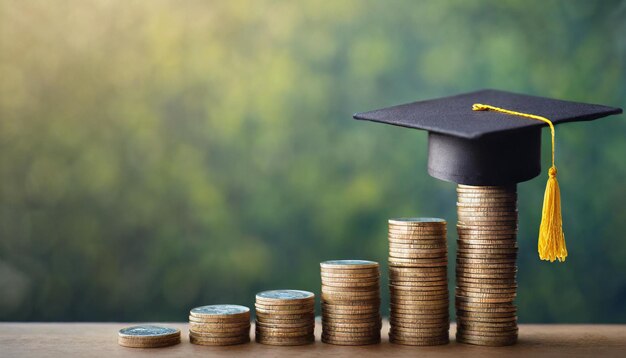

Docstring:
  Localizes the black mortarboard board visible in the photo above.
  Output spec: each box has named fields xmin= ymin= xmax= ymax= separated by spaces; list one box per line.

xmin=353 ymin=89 xmax=622 ymax=186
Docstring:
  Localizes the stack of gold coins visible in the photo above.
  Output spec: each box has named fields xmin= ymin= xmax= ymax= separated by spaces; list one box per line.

xmin=254 ymin=290 xmax=315 ymax=345
xmin=387 ymin=218 xmax=449 ymax=346
xmin=188 ymin=304 xmax=251 ymax=346
xmin=455 ymin=184 xmax=518 ymax=346
xmin=118 ymin=325 xmax=181 ymax=348
xmin=320 ymin=260 xmax=381 ymax=345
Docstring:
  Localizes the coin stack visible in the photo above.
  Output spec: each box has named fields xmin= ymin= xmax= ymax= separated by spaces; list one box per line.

xmin=118 ymin=325 xmax=181 ymax=348
xmin=387 ymin=218 xmax=450 ymax=346
xmin=255 ymin=290 xmax=315 ymax=345
xmin=188 ymin=304 xmax=251 ymax=346
xmin=320 ymin=260 xmax=381 ymax=345
xmin=455 ymin=184 xmax=518 ymax=346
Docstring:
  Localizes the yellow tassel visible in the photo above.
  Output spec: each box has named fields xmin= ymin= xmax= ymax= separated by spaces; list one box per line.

xmin=472 ymin=103 xmax=567 ymax=262
xmin=538 ymin=166 xmax=567 ymax=262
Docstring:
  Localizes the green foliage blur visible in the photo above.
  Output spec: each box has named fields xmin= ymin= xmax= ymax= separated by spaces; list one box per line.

xmin=1 ymin=0 xmax=624 ymax=323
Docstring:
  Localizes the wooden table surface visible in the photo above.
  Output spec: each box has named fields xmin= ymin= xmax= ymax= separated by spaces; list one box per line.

xmin=1 ymin=321 xmax=625 ymax=357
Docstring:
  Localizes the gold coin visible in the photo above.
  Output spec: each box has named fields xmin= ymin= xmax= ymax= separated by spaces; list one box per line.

xmin=387 ymin=228 xmax=446 ymax=235
xmin=389 ymin=251 xmax=447 ymax=259
xmin=255 ymin=317 xmax=315 ymax=325
xmin=256 ymin=334 xmax=314 ymax=346
xmin=457 ymin=285 xmax=517 ymax=293
xmin=455 ymin=194 xmax=516 ymax=201
xmin=255 ymin=320 xmax=313 ymax=329
xmin=456 ymin=262 xmax=517 ymax=269
xmin=389 ymin=335 xmax=449 ymax=346
xmin=389 ymin=271 xmax=447 ymax=279
xmin=457 ymin=321 xmax=518 ymax=331
xmin=389 ymin=327 xmax=449 ymax=337
xmin=457 ymin=316 xmax=517 ymax=325
xmin=389 ymin=279 xmax=447 ymax=287
xmin=457 ymin=327 xmax=519 ymax=338
xmin=389 ymin=241 xmax=447 ymax=248
xmin=255 ymin=307 xmax=314 ymax=315
xmin=321 ymin=335 xmax=380 ymax=346
xmin=188 ymin=316 xmax=249 ymax=325
xmin=321 ymin=281 xmax=379 ymax=289
xmin=456 ymin=294 xmax=515 ymax=303
xmin=321 ymin=271 xmax=381 ymax=279
xmin=321 ymin=329 xmax=381 ymax=339
xmin=322 ymin=308 xmax=379 ymax=316
xmin=456 ymin=204 xmax=518 ymax=211
xmin=455 ymin=303 xmax=516 ymax=313
xmin=189 ymin=334 xmax=250 ymax=346
xmin=457 ymin=322 xmax=518 ymax=331
xmin=254 ymin=302 xmax=314 ymax=310
xmin=457 ymin=226 xmax=518 ymax=234
xmin=188 ymin=328 xmax=250 ymax=338
xmin=456 ymin=204 xmax=517 ymax=212
xmin=321 ymin=293 xmax=380 ymax=301
xmin=390 ymin=317 xmax=449 ymax=326
xmin=457 ymin=234 xmax=517 ymax=241
xmin=255 ymin=327 xmax=314 ymax=337
xmin=118 ymin=337 xmax=181 ymax=348
xmin=456 ymin=271 xmax=516 ymax=280
xmin=320 ymin=270 xmax=379 ymax=278
xmin=389 ymin=257 xmax=448 ymax=264
xmin=457 ymin=245 xmax=518 ymax=252
xmin=456 ymin=257 xmax=516 ymax=264
xmin=322 ymin=301 xmax=379 ymax=309
xmin=188 ymin=323 xmax=250 ymax=334
xmin=457 ymin=247 xmax=518 ymax=254
xmin=390 ymin=266 xmax=447 ymax=273
xmin=322 ymin=325 xmax=382 ymax=334
xmin=321 ymin=319 xmax=382 ymax=328
xmin=255 ymin=312 xmax=314 ymax=320
xmin=457 ymin=221 xmax=518 ymax=228
xmin=390 ymin=308 xmax=449 ymax=316
xmin=457 ymin=184 xmax=515 ymax=190
xmin=456 ymin=253 xmax=517 ymax=261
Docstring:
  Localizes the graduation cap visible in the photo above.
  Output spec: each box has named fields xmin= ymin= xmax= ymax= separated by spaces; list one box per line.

xmin=354 ymin=89 xmax=622 ymax=262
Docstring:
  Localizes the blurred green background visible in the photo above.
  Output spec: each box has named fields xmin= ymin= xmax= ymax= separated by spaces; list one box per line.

xmin=1 ymin=0 xmax=625 ymax=323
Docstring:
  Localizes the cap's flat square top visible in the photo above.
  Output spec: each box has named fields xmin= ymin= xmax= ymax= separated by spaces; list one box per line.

xmin=353 ymin=89 xmax=622 ymax=139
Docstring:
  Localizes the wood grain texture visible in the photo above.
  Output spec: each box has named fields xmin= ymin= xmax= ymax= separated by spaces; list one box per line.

xmin=1 ymin=321 xmax=625 ymax=357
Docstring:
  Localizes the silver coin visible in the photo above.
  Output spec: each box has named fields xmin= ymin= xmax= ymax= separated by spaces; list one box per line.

xmin=256 ymin=290 xmax=314 ymax=300
xmin=388 ymin=218 xmax=446 ymax=225
xmin=119 ymin=325 xmax=179 ymax=337
xmin=191 ymin=304 xmax=250 ymax=316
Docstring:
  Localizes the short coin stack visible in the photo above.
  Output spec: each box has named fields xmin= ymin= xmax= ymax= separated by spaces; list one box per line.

xmin=387 ymin=218 xmax=450 ymax=346
xmin=118 ymin=325 xmax=181 ymax=348
xmin=455 ymin=184 xmax=518 ymax=346
xmin=255 ymin=290 xmax=315 ymax=345
xmin=188 ymin=304 xmax=251 ymax=345
xmin=320 ymin=260 xmax=381 ymax=345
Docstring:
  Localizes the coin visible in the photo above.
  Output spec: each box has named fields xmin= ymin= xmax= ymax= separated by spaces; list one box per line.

xmin=389 ymin=335 xmax=449 ymax=346
xmin=255 ymin=334 xmax=314 ymax=346
xmin=189 ymin=304 xmax=250 ymax=321
xmin=320 ymin=260 xmax=379 ymax=270
xmin=321 ymin=335 xmax=380 ymax=345
xmin=118 ymin=326 xmax=181 ymax=348
xmin=256 ymin=290 xmax=314 ymax=305
xmin=388 ymin=217 xmax=446 ymax=226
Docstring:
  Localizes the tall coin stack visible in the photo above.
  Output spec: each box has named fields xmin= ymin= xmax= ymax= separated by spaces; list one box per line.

xmin=188 ymin=305 xmax=251 ymax=346
xmin=255 ymin=290 xmax=315 ymax=346
xmin=387 ymin=218 xmax=450 ymax=346
xmin=455 ymin=184 xmax=518 ymax=346
xmin=320 ymin=260 xmax=381 ymax=345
